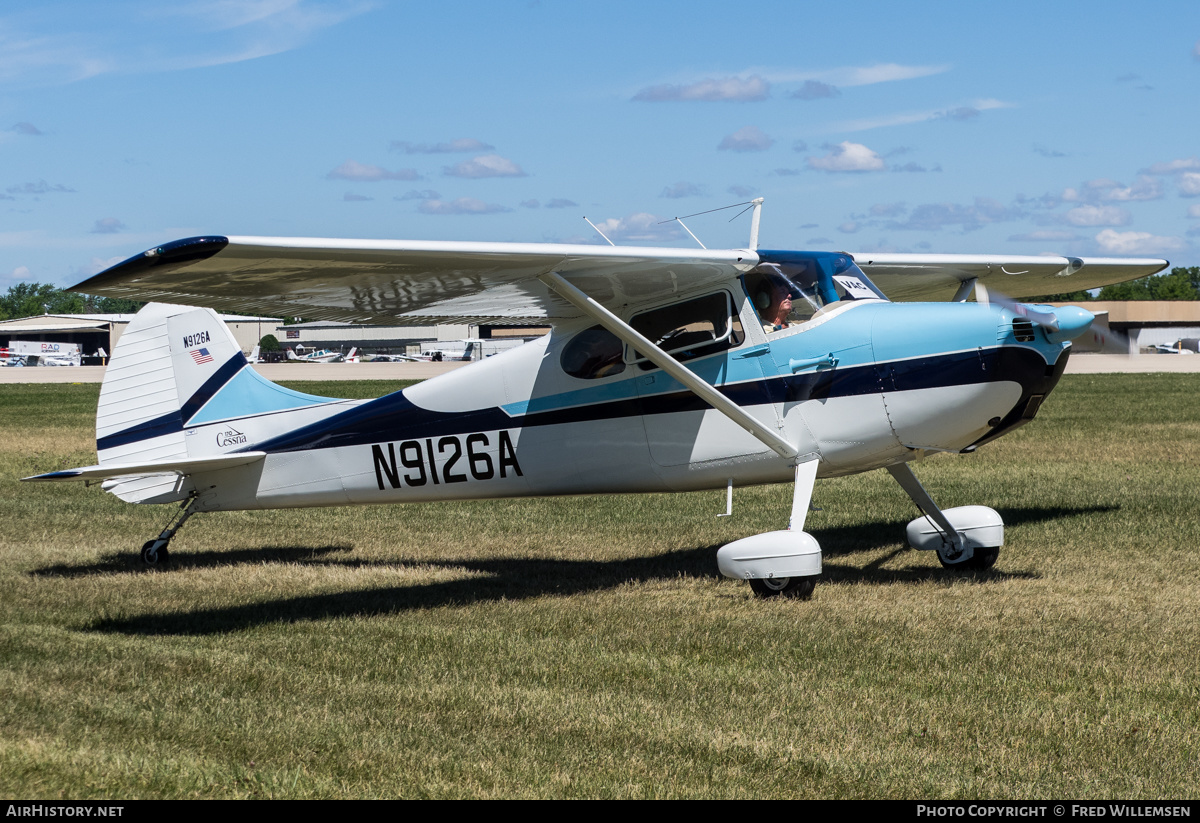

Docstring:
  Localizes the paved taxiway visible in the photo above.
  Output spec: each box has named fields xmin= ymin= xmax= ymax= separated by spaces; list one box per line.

xmin=2 ymin=355 xmax=1198 ymax=384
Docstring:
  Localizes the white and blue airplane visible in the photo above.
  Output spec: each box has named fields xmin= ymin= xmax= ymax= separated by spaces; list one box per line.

xmin=24 ymin=202 xmax=1167 ymax=598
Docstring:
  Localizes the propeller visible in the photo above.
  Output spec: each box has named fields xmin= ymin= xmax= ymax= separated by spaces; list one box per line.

xmin=973 ymin=282 xmax=1125 ymax=348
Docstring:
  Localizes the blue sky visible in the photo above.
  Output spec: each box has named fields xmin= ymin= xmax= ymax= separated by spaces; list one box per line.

xmin=3 ymin=0 xmax=1199 ymax=291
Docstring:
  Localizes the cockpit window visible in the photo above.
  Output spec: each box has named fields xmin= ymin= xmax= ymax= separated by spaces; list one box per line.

xmin=628 ymin=291 xmax=743 ymax=369
xmin=743 ymin=251 xmax=887 ymax=332
xmin=561 ymin=325 xmax=626 ymax=380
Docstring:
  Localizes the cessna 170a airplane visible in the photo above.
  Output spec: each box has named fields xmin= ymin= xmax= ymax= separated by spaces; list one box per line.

xmin=24 ymin=201 xmax=1167 ymax=598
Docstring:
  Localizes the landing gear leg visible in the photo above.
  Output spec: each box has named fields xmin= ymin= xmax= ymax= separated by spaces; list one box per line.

xmin=140 ymin=496 xmax=199 ymax=566
xmin=717 ymin=457 xmax=823 ymax=599
xmin=886 ymin=463 xmax=1003 ymax=570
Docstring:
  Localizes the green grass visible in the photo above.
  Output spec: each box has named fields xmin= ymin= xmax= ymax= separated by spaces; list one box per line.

xmin=1 ymin=376 xmax=1198 ymax=798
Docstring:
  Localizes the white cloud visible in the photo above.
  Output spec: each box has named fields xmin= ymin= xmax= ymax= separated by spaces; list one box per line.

xmin=12 ymin=122 xmax=43 ymax=135
xmin=1179 ymin=172 xmax=1200 ymax=197
xmin=660 ymin=182 xmax=702 ymax=199
xmin=1195 ymin=39 xmax=1200 ymax=60
xmin=837 ymin=222 xmax=860 ymax=233
xmin=12 ymin=265 xmax=30 ymax=280
xmin=391 ymin=138 xmax=494 ymax=154
xmin=765 ymin=62 xmax=949 ymax=89
xmin=1034 ymin=144 xmax=1067 ymax=158
xmin=1065 ymin=205 xmax=1132 ymax=226
xmin=90 ymin=217 xmax=125 ymax=233
xmin=326 ymin=160 xmax=419 ymax=182
xmin=717 ymin=126 xmax=773 ymax=152
xmin=835 ymin=98 xmax=1013 ymax=133
xmin=936 ymin=106 xmax=980 ymax=121
xmin=546 ymin=198 xmax=577 ymax=209
xmin=396 ymin=189 xmax=440 ymax=201
xmin=342 ymin=192 xmax=372 ymax=201
xmin=1188 ymin=204 xmax=1200 ymax=218
xmin=1094 ymin=229 xmax=1187 ymax=255
xmin=6 ymin=180 xmax=75 ymax=195
xmin=832 ymin=63 xmax=949 ymax=87
xmin=807 ymin=141 xmax=885 ymax=172
xmin=1061 ymin=176 xmax=1162 ymax=204
xmin=443 ymin=154 xmax=526 ymax=178
xmin=0 ymin=1 xmax=373 ymax=85
xmin=588 ymin=213 xmax=682 ymax=243
xmin=882 ymin=198 xmax=1023 ymax=231
xmin=417 ymin=197 xmax=511 ymax=215
xmin=633 ymin=75 xmax=769 ymax=102
xmin=1140 ymin=157 xmax=1200 ymax=175
xmin=869 ymin=203 xmax=907 ymax=218
xmin=1008 ymin=230 xmax=1084 ymax=242
xmin=791 ymin=80 xmax=839 ymax=100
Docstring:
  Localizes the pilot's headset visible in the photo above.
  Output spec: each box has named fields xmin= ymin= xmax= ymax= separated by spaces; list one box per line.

xmin=756 ymin=265 xmax=796 ymax=308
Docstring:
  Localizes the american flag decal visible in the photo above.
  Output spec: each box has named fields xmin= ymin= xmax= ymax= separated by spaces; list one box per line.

xmin=190 ymin=347 xmax=214 ymax=365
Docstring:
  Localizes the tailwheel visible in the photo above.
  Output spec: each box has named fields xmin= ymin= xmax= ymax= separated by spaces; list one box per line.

xmin=937 ymin=546 xmax=999 ymax=571
xmin=140 ymin=538 xmax=170 ymax=566
xmin=748 ymin=576 xmax=817 ymax=599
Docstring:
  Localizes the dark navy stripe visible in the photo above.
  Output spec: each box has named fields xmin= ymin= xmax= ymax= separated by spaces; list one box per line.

xmin=179 ymin=353 xmax=248 ymax=425
xmin=96 ymin=409 xmax=184 ymax=453
xmin=245 ymin=347 xmax=1044 ymax=455
xmin=96 ymin=353 xmax=246 ymax=452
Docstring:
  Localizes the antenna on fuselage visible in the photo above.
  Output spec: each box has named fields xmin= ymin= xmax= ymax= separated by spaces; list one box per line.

xmin=583 ymin=217 xmax=616 ymax=246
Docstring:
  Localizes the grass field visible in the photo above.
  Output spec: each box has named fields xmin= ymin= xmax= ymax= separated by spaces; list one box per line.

xmin=1 ymin=375 xmax=1198 ymax=799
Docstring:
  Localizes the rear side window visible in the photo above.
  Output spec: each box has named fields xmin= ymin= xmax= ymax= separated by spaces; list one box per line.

xmin=561 ymin=325 xmax=626 ymax=380
xmin=628 ymin=292 xmax=743 ymax=369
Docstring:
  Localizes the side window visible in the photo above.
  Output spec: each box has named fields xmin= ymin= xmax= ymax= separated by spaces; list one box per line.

xmin=628 ymin=292 xmax=743 ymax=369
xmin=561 ymin=325 xmax=626 ymax=380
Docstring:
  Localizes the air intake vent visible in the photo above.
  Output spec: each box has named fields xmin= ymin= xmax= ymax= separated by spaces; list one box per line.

xmin=1012 ymin=318 xmax=1036 ymax=342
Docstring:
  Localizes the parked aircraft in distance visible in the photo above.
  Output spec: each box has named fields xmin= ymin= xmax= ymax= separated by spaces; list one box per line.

xmin=25 ymin=201 xmax=1167 ymax=599
xmin=285 ymin=345 xmax=356 ymax=363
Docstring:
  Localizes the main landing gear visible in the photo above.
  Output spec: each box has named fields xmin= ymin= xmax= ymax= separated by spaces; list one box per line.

xmin=140 ymin=497 xmax=199 ymax=566
xmin=886 ymin=463 xmax=1003 ymax=570
xmin=717 ymin=458 xmax=823 ymax=599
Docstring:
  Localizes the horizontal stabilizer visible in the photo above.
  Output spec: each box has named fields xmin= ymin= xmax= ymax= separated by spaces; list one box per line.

xmin=22 ymin=452 xmax=266 ymax=483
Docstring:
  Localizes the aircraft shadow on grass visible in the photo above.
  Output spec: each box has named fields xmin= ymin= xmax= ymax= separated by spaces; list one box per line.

xmin=66 ymin=503 xmax=1113 ymax=637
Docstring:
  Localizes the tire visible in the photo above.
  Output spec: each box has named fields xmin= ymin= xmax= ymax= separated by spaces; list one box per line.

xmin=748 ymin=576 xmax=816 ymax=599
xmin=141 ymin=540 xmax=170 ymax=566
xmin=937 ymin=546 xmax=999 ymax=571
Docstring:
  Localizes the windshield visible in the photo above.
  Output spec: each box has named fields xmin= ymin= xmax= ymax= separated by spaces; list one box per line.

xmin=744 ymin=251 xmax=887 ymax=330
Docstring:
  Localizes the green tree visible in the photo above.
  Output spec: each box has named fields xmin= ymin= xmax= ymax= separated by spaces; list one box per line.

xmin=81 ymin=294 xmax=146 ymax=314
xmin=258 ymin=333 xmax=282 ymax=352
xmin=1094 ymin=266 xmax=1200 ymax=300
xmin=1032 ymin=266 xmax=1200 ymax=302
xmin=0 ymin=283 xmax=85 ymax=318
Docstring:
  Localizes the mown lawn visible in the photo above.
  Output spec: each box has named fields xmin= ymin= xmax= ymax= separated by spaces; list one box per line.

xmin=1 ymin=375 xmax=1197 ymax=798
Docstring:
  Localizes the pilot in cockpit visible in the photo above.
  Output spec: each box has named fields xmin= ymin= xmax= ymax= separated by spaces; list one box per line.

xmin=758 ymin=283 xmax=793 ymax=333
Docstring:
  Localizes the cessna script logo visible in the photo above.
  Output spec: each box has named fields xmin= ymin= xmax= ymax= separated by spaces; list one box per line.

xmin=216 ymin=427 xmax=247 ymax=447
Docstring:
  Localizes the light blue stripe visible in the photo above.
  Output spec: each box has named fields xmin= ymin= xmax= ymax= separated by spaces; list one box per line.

xmin=187 ymin=367 xmax=341 ymax=425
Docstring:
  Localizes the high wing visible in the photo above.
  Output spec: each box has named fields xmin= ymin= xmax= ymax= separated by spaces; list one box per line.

xmin=70 ymin=235 xmax=757 ymax=325
xmin=853 ymin=253 xmax=1169 ymax=302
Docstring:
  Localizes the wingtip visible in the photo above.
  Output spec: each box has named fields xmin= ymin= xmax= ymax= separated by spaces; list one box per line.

xmin=69 ymin=235 xmax=230 ymax=293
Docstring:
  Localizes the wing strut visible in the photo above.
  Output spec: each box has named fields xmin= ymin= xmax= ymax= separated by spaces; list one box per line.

xmin=538 ymin=271 xmax=799 ymax=459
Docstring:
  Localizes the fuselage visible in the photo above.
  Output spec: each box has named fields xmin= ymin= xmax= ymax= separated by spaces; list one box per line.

xmin=174 ymin=289 xmax=1071 ymax=513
